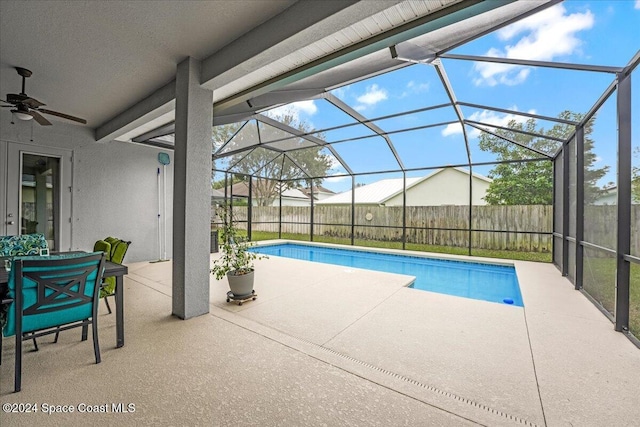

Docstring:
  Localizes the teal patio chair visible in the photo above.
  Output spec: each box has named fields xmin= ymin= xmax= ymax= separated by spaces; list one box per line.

xmin=50 ymin=238 xmax=129 ymax=344
xmin=0 ymin=233 xmax=49 ymax=351
xmin=0 ymin=252 xmax=106 ymax=392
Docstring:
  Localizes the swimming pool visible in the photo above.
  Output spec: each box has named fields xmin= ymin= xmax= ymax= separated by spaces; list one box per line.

xmin=250 ymin=243 xmax=523 ymax=307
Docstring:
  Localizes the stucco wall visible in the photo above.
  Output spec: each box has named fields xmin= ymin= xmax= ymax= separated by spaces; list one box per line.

xmin=385 ymin=169 xmax=490 ymax=206
xmin=0 ymin=110 xmax=173 ymax=262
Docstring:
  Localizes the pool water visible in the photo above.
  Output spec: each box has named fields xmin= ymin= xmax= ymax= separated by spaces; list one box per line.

xmin=250 ymin=243 xmax=523 ymax=307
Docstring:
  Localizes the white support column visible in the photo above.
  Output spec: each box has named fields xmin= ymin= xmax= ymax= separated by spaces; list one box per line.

xmin=172 ymin=57 xmax=213 ymax=319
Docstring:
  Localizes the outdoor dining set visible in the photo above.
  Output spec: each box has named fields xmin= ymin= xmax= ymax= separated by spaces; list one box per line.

xmin=0 ymin=233 xmax=129 ymax=392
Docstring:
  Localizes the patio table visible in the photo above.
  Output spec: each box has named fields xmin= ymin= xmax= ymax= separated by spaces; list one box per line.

xmin=0 ymin=255 xmax=128 ymax=348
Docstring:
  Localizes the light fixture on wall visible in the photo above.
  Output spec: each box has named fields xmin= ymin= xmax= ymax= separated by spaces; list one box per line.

xmin=11 ymin=109 xmax=34 ymax=121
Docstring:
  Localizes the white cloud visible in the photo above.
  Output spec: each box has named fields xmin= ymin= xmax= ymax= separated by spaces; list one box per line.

xmin=354 ymin=84 xmax=388 ymax=110
xmin=441 ymin=123 xmax=464 ymax=137
xmin=401 ymin=80 xmax=430 ymax=97
xmin=474 ymin=4 xmax=594 ymax=86
xmin=265 ymin=100 xmax=318 ymax=123
xmin=636 ymin=0 xmax=640 ymax=9
xmin=441 ymin=108 xmax=536 ymax=138
xmin=324 ymin=174 xmax=349 ymax=184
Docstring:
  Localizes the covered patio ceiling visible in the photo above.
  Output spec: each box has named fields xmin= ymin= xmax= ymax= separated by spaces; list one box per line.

xmin=131 ymin=0 xmax=638 ymax=182
xmin=1 ymin=0 xmax=486 ymax=141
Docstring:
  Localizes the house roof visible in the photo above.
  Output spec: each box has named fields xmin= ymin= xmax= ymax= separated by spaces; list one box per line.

xmin=224 ymin=182 xmax=309 ymax=200
xmin=317 ymin=168 xmax=491 ymax=205
xmin=317 ymin=177 xmax=423 ymax=205
xmin=300 ymin=185 xmax=335 ymax=198
xmin=211 ymin=188 xmax=225 ymax=199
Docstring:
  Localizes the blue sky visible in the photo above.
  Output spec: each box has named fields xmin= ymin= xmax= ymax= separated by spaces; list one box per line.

xmin=253 ymin=1 xmax=639 ymax=193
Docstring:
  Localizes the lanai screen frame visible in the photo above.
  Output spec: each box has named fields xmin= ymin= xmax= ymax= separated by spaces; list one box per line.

xmin=135 ymin=4 xmax=639 ymax=346
xmin=207 ymin=50 xmax=640 ymax=347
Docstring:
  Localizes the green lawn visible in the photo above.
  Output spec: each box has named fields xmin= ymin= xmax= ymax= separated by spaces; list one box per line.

xmin=630 ymin=263 xmax=640 ymax=338
xmin=249 ymin=231 xmax=552 ymax=262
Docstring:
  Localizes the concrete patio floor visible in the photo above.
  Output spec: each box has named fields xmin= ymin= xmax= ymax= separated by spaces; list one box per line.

xmin=1 ymin=244 xmax=639 ymax=426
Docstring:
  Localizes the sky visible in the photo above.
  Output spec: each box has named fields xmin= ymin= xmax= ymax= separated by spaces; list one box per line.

xmin=222 ymin=1 xmax=640 ymax=194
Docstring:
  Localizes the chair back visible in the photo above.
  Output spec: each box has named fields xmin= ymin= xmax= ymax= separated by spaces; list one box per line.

xmin=94 ymin=238 xmax=130 ymax=298
xmin=104 ymin=237 xmax=130 ymax=264
xmin=3 ymin=252 xmax=106 ymax=337
xmin=93 ymin=237 xmax=130 ymax=264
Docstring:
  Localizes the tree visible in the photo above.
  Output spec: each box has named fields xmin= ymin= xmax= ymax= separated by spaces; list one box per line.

xmin=212 ymin=110 xmax=333 ymax=206
xmin=479 ymin=111 xmax=608 ymax=205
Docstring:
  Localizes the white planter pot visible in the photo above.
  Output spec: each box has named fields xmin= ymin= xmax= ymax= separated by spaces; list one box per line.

xmin=227 ymin=269 xmax=254 ymax=297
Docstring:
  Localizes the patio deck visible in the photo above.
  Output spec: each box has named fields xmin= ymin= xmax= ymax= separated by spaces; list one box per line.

xmin=1 ymin=248 xmax=639 ymax=426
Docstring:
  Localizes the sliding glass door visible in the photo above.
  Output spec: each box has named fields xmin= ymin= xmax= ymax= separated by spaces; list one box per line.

xmin=2 ymin=142 xmax=72 ymax=251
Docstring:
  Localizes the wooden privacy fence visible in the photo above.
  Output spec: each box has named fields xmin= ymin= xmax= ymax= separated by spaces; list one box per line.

xmin=213 ymin=205 xmax=640 ymax=254
xmin=582 ymin=205 xmax=640 ymax=254
xmin=216 ymin=205 xmax=554 ymax=253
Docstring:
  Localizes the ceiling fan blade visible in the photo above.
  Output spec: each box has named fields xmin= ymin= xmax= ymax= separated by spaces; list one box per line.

xmin=38 ymin=108 xmax=87 ymax=124
xmin=28 ymin=110 xmax=52 ymax=126
xmin=22 ymin=97 xmax=46 ymax=108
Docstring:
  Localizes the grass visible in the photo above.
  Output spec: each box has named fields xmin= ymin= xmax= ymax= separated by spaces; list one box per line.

xmin=583 ymin=255 xmax=640 ymax=338
xmin=630 ymin=263 xmax=640 ymax=338
xmin=249 ymin=231 xmax=552 ymax=262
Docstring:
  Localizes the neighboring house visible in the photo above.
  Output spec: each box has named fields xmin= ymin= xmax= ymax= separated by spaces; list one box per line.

xmin=211 ymin=187 xmax=226 ymax=203
xmin=301 ymin=185 xmax=335 ymax=201
xmin=593 ymin=186 xmax=617 ymax=206
xmin=224 ymin=181 xmax=311 ymax=206
xmin=593 ymin=186 xmax=640 ymax=205
xmin=317 ymin=168 xmax=492 ymax=206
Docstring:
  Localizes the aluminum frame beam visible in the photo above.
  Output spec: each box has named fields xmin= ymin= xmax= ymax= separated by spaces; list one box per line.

xmin=464 ymin=119 xmax=566 ymax=143
xmin=464 ymin=122 xmax=553 ymax=159
xmin=440 ymin=53 xmax=624 ymax=74
xmin=255 ymin=114 xmax=354 ymax=176
xmin=432 ymin=59 xmax=474 ymax=255
xmin=457 ymin=102 xmax=579 ymax=125
xmin=324 ymin=93 xmax=405 ymax=171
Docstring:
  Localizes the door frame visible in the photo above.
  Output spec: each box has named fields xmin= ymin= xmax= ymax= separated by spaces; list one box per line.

xmin=0 ymin=140 xmax=6 ymax=237
xmin=3 ymin=141 xmax=73 ymax=251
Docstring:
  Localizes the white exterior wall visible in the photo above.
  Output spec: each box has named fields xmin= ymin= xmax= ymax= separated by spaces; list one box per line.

xmin=1 ymin=110 xmax=172 ymax=262
xmin=273 ymin=198 xmax=310 ymax=207
xmin=385 ymin=169 xmax=490 ymax=206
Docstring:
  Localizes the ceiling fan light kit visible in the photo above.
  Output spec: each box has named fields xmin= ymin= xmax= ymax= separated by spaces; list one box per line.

xmin=11 ymin=110 xmax=33 ymax=121
xmin=2 ymin=67 xmax=87 ymax=126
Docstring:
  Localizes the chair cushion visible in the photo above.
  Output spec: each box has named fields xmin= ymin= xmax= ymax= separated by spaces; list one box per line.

xmin=0 ymin=233 xmax=48 ymax=257
xmin=110 ymin=240 xmax=129 ymax=264
xmin=99 ymin=238 xmax=130 ymax=298
xmin=3 ymin=252 xmax=104 ymax=337
xmin=93 ymin=240 xmax=112 ymax=261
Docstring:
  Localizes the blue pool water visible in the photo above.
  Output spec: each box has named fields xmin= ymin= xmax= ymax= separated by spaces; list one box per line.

xmin=250 ymin=243 xmax=523 ymax=306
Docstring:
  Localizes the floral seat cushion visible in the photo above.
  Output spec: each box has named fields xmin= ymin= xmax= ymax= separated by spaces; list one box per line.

xmin=0 ymin=233 xmax=49 ymax=329
xmin=0 ymin=233 xmax=48 ymax=257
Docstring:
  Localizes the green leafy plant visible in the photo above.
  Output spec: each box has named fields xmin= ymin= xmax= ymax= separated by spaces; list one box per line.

xmin=210 ymin=205 xmax=266 ymax=280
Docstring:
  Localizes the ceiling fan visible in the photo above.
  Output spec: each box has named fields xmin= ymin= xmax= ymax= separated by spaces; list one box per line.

xmin=1 ymin=67 xmax=87 ymax=126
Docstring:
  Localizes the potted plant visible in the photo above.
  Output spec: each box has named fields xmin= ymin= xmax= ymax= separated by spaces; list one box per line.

xmin=210 ymin=205 xmax=265 ymax=297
